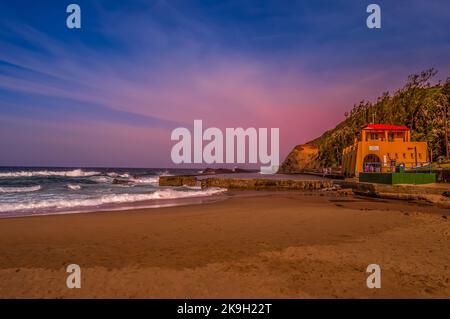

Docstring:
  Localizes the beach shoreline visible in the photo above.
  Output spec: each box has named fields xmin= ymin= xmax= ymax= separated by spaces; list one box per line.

xmin=0 ymin=191 xmax=449 ymax=298
xmin=0 ymin=190 xmax=230 ymax=219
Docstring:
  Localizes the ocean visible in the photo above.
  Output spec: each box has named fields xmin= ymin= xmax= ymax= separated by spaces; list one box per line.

xmin=0 ymin=167 xmax=226 ymax=218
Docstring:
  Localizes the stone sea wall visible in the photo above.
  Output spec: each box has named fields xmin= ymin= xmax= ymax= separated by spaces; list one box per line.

xmin=159 ymin=175 xmax=333 ymax=191
xmin=336 ymin=180 xmax=449 ymax=196
xmin=278 ymin=143 xmax=320 ymax=174
xmin=158 ymin=175 xmax=198 ymax=187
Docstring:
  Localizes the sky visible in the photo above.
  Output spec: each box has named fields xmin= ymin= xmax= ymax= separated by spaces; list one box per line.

xmin=0 ymin=0 xmax=449 ymax=168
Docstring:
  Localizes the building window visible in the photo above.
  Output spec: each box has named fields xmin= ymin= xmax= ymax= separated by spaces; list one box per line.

xmin=418 ymin=153 xmax=422 ymax=159
xmin=395 ymin=153 xmax=398 ymax=159
xmin=410 ymin=153 xmax=414 ymax=159
xmin=403 ymin=153 xmax=406 ymax=159
xmin=388 ymin=133 xmax=394 ymax=142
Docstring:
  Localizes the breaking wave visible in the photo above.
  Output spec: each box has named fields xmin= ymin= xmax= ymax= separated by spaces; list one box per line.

xmin=90 ymin=174 xmax=158 ymax=185
xmin=107 ymin=172 xmax=130 ymax=178
xmin=0 ymin=187 xmax=226 ymax=213
xmin=90 ymin=176 xmax=113 ymax=183
xmin=0 ymin=169 xmax=100 ymax=178
xmin=67 ymin=184 xmax=82 ymax=190
xmin=156 ymin=170 xmax=173 ymax=176
xmin=0 ymin=185 xmax=42 ymax=193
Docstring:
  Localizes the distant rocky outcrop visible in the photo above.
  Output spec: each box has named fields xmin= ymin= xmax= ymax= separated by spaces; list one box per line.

xmin=278 ymin=143 xmax=320 ymax=174
xmin=200 ymin=177 xmax=332 ymax=190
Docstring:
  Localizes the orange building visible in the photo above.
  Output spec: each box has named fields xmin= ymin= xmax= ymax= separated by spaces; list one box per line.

xmin=342 ymin=124 xmax=428 ymax=177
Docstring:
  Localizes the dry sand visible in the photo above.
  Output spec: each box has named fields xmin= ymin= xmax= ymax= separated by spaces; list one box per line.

xmin=0 ymin=191 xmax=449 ymax=298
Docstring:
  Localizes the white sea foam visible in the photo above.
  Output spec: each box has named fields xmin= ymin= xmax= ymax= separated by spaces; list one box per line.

xmin=131 ymin=176 xmax=159 ymax=184
xmin=67 ymin=184 xmax=82 ymax=190
xmin=90 ymin=176 xmax=113 ymax=183
xmin=0 ymin=185 xmax=42 ymax=193
xmin=0 ymin=188 xmax=226 ymax=213
xmin=0 ymin=169 xmax=100 ymax=178
xmin=184 ymin=186 xmax=202 ymax=190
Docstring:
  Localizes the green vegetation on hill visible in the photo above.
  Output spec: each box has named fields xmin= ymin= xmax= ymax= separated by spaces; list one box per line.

xmin=312 ymin=69 xmax=450 ymax=167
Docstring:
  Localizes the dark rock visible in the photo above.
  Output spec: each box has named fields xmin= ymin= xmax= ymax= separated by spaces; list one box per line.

xmin=159 ymin=176 xmax=197 ymax=187
xmin=112 ymin=178 xmax=132 ymax=185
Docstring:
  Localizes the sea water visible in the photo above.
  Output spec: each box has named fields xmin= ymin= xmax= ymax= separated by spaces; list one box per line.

xmin=0 ymin=167 xmax=225 ymax=218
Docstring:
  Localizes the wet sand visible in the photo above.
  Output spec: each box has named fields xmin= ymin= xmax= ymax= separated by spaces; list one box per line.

xmin=0 ymin=191 xmax=449 ymax=298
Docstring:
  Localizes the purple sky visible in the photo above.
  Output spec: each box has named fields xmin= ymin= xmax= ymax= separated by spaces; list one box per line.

xmin=1 ymin=0 xmax=449 ymax=168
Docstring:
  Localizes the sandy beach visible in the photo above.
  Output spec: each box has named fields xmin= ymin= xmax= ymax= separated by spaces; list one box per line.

xmin=0 ymin=191 xmax=449 ymax=298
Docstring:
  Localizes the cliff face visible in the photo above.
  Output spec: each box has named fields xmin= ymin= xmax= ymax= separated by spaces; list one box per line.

xmin=278 ymin=143 xmax=320 ymax=173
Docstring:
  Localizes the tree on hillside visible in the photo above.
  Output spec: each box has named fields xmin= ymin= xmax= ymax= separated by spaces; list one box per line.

xmin=314 ymin=69 xmax=450 ymax=167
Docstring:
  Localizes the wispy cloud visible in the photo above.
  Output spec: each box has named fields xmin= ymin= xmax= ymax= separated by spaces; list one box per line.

xmin=0 ymin=0 xmax=449 ymax=166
